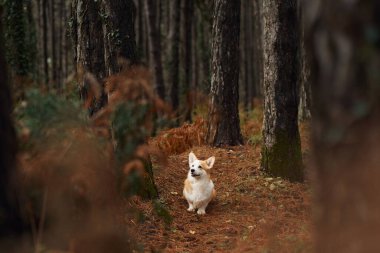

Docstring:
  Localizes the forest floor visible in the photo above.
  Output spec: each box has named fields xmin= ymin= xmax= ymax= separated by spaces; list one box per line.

xmin=128 ymin=121 xmax=313 ymax=252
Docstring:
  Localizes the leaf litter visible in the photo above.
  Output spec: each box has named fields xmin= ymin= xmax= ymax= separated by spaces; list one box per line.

xmin=130 ymin=121 xmax=313 ymax=252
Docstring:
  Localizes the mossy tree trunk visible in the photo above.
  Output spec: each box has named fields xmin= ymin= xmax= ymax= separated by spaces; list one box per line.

xmin=261 ymin=0 xmax=303 ymax=182
xmin=306 ymin=1 xmax=380 ymax=252
xmin=206 ymin=0 xmax=243 ymax=147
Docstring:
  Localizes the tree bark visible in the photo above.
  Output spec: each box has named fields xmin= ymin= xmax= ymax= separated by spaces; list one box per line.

xmin=240 ymin=0 xmax=248 ymax=111
xmin=206 ymin=0 xmax=243 ymax=147
xmin=169 ymin=0 xmax=181 ymax=115
xmin=70 ymin=0 xmax=78 ymax=72
xmin=195 ymin=2 xmax=211 ymax=93
xmin=144 ymin=0 xmax=166 ymax=100
xmin=35 ymin=0 xmax=42 ymax=81
xmin=136 ymin=0 xmax=145 ymax=60
xmin=102 ymin=0 xmax=138 ymax=75
xmin=253 ymin=0 xmax=263 ymax=98
xmin=298 ymin=75 xmax=311 ymax=121
xmin=246 ymin=0 xmax=255 ymax=106
xmin=164 ymin=0 xmax=170 ymax=35
xmin=143 ymin=4 xmax=150 ymax=66
xmin=72 ymin=0 xmax=107 ymax=115
xmin=306 ymin=1 xmax=380 ymax=252
xmin=50 ymin=0 xmax=57 ymax=86
xmin=297 ymin=0 xmax=311 ymax=121
xmin=192 ymin=11 xmax=199 ymax=99
xmin=183 ymin=0 xmax=194 ymax=122
xmin=261 ymin=0 xmax=303 ymax=182
xmin=58 ymin=0 xmax=64 ymax=91
xmin=240 ymin=0 xmax=254 ymax=111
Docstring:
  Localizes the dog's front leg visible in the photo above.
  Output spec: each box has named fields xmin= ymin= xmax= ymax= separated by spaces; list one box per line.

xmin=196 ymin=202 xmax=208 ymax=215
xmin=187 ymin=201 xmax=195 ymax=212
xmin=196 ymin=206 xmax=206 ymax=215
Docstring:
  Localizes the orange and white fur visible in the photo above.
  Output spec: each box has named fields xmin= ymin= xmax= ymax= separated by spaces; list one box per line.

xmin=183 ymin=152 xmax=216 ymax=215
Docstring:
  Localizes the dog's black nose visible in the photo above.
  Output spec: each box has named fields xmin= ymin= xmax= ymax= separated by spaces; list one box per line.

xmin=191 ymin=169 xmax=195 ymax=173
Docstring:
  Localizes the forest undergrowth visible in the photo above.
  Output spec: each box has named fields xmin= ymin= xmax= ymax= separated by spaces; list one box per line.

xmin=12 ymin=68 xmax=312 ymax=252
xmin=133 ymin=107 xmax=313 ymax=252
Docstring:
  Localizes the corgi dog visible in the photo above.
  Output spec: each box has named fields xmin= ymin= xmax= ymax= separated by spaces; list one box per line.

xmin=183 ymin=152 xmax=216 ymax=215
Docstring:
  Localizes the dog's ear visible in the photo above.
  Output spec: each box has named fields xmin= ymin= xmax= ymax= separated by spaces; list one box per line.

xmin=189 ymin=152 xmax=197 ymax=165
xmin=206 ymin=156 xmax=215 ymax=169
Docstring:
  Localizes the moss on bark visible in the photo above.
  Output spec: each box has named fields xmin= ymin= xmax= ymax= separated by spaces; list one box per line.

xmin=261 ymin=129 xmax=303 ymax=182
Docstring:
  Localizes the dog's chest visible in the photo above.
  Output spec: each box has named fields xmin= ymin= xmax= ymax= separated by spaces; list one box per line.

xmin=185 ymin=179 xmax=214 ymax=202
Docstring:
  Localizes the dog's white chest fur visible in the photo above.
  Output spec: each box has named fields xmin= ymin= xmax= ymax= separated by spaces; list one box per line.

xmin=183 ymin=152 xmax=216 ymax=215
xmin=183 ymin=175 xmax=214 ymax=207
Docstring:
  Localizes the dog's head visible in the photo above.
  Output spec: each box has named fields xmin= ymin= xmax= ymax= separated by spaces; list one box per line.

xmin=188 ymin=152 xmax=215 ymax=179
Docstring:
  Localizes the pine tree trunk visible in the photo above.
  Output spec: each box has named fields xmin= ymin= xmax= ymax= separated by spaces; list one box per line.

xmin=58 ymin=0 xmax=64 ymax=91
xmin=297 ymin=0 xmax=311 ymax=121
xmin=144 ymin=5 xmax=150 ymax=66
xmin=206 ymin=0 xmax=243 ymax=147
xmin=50 ymin=0 xmax=57 ymax=86
xmin=197 ymin=5 xmax=211 ymax=93
xmin=70 ymin=0 xmax=77 ymax=71
xmin=42 ymin=0 xmax=49 ymax=85
xmin=306 ymin=1 xmax=380 ymax=252
xmin=136 ymin=0 xmax=145 ymax=60
xmin=191 ymin=10 xmax=199 ymax=103
xmin=183 ymin=0 xmax=194 ymax=122
xmin=246 ymin=0 xmax=255 ymax=106
xmin=102 ymin=0 xmax=138 ymax=75
xmin=144 ymin=0 xmax=166 ymax=100
xmin=169 ymin=0 xmax=181 ymax=115
xmin=72 ymin=0 xmax=106 ymax=115
xmin=35 ymin=0 xmax=42 ymax=81
xmin=193 ymin=5 xmax=211 ymax=96
xmin=164 ymin=0 xmax=170 ymax=35
xmin=298 ymin=78 xmax=311 ymax=121
xmin=240 ymin=0 xmax=247 ymax=111
xmin=240 ymin=0 xmax=253 ymax=111
xmin=157 ymin=0 xmax=162 ymax=28
xmin=253 ymin=0 xmax=263 ymax=98
xmin=261 ymin=0 xmax=303 ymax=182
xmin=64 ymin=2 xmax=70 ymax=81
xmin=26 ymin=0 xmax=37 ymax=78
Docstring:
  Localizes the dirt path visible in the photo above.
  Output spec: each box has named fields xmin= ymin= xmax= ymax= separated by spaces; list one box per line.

xmin=130 ymin=144 xmax=312 ymax=252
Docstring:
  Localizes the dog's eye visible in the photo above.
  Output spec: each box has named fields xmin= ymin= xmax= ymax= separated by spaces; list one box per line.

xmin=198 ymin=166 xmax=202 ymax=169
xmin=192 ymin=165 xmax=194 ymax=167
